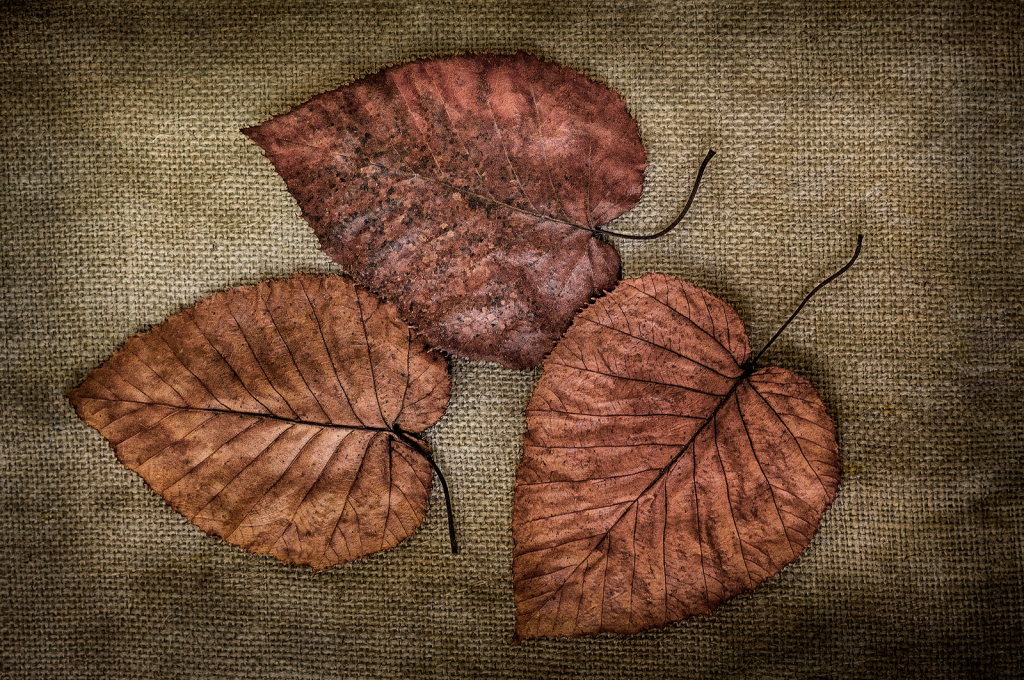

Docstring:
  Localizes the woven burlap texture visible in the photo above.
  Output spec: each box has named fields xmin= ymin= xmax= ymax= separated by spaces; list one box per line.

xmin=3 ymin=1 xmax=1021 ymax=678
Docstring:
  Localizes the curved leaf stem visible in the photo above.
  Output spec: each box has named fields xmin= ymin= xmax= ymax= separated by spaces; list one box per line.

xmin=595 ymin=149 xmax=716 ymax=240
xmin=749 ymin=234 xmax=864 ymax=368
xmin=392 ymin=427 xmax=459 ymax=555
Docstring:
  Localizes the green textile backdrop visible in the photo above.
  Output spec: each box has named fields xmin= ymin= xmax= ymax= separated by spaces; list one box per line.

xmin=2 ymin=1 xmax=1022 ymax=677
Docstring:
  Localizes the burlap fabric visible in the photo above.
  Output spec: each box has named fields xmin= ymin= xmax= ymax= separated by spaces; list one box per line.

xmin=3 ymin=1 xmax=1021 ymax=677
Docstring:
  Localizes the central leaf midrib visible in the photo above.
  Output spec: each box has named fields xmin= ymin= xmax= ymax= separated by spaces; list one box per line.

xmin=102 ymin=397 xmax=396 ymax=434
xmin=632 ymin=370 xmax=751 ymax=505
xmin=370 ymin=162 xmax=597 ymax=235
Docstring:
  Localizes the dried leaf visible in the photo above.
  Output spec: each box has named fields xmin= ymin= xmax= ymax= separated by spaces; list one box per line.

xmin=244 ymin=52 xmax=646 ymax=369
xmin=68 ymin=275 xmax=450 ymax=569
xmin=512 ymin=274 xmax=840 ymax=640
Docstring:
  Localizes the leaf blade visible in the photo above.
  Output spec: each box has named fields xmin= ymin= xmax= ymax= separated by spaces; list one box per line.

xmin=512 ymin=274 xmax=840 ymax=639
xmin=69 ymin=274 xmax=450 ymax=569
xmin=244 ymin=52 xmax=646 ymax=369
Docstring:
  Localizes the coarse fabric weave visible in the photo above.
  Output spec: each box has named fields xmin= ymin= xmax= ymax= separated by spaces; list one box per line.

xmin=2 ymin=1 xmax=1021 ymax=678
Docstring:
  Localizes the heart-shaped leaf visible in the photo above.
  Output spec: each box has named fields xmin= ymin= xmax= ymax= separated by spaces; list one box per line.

xmin=68 ymin=275 xmax=451 ymax=569
xmin=244 ymin=52 xmax=646 ymax=369
xmin=512 ymin=274 xmax=840 ymax=640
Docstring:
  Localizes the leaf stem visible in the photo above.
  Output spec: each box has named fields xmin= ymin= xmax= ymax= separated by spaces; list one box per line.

xmin=595 ymin=149 xmax=716 ymax=240
xmin=749 ymin=234 xmax=864 ymax=368
xmin=392 ymin=427 xmax=459 ymax=555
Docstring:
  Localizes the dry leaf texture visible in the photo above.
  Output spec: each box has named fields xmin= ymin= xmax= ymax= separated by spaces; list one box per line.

xmin=512 ymin=274 xmax=840 ymax=640
xmin=68 ymin=275 xmax=450 ymax=569
xmin=244 ymin=52 xmax=646 ymax=369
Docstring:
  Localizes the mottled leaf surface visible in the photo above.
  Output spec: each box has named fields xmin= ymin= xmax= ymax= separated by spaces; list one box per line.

xmin=244 ymin=52 xmax=646 ymax=369
xmin=512 ymin=274 xmax=840 ymax=640
xmin=69 ymin=275 xmax=450 ymax=569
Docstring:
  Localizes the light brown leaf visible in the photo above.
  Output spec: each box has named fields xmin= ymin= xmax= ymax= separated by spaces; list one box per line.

xmin=68 ymin=275 xmax=450 ymax=569
xmin=512 ymin=274 xmax=840 ymax=640
xmin=244 ymin=52 xmax=646 ymax=369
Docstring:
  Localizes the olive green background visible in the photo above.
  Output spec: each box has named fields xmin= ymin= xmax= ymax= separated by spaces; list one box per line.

xmin=3 ymin=1 xmax=1021 ymax=677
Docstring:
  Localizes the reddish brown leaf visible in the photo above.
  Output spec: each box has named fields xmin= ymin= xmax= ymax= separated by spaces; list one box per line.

xmin=243 ymin=52 xmax=646 ymax=369
xmin=512 ymin=274 xmax=840 ymax=640
xmin=68 ymin=275 xmax=450 ymax=569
